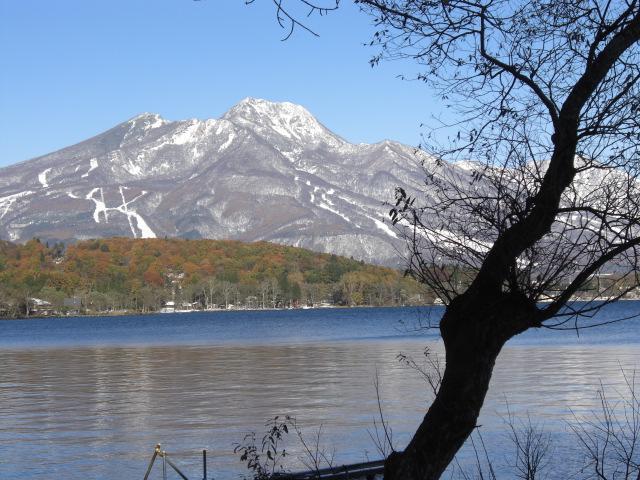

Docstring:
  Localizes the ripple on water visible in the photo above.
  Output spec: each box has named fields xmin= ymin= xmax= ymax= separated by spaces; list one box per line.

xmin=1 ymin=305 xmax=639 ymax=479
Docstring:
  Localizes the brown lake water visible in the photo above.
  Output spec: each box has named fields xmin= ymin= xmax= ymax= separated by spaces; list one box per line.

xmin=0 ymin=305 xmax=639 ymax=479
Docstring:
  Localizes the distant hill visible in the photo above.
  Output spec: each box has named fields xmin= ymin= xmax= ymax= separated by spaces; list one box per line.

xmin=0 ymin=237 xmax=430 ymax=317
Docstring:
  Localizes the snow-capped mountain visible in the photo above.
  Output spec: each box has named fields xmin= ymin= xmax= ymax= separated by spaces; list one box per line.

xmin=0 ymin=98 xmax=448 ymax=265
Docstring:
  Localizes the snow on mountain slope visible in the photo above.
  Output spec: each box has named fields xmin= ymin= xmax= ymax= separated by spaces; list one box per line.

xmin=0 ymin=98 xmax=455 ymax=265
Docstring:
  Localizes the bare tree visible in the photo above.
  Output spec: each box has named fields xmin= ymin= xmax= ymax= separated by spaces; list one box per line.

xmin=362 ymin=2 xmax=640 ymax=477
xmin=269 ymin=277 xmax=281 ymax=308
xmin=260 ymin=279 xmax=271 ymax=309
xmin=368 ymin=371 xmax=397 ymax=458
xmin=220 ymin=280 xmax=236 ymax=309
xmin=245 ymin=0 xmax=340 ymax=40
xmin=505 ymin=411 xmax=553 ymax=480
xmin=204 ymin=277 xmax=218 ymax=310
xmin=570 ymin=372 xmax=640 ymax=479
xmin=253 ymin=0 xmax=640 ymax=478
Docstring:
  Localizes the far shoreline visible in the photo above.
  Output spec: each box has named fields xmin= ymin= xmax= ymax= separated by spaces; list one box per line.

xmin=0 ymin=303 xmax=439 ymax=322
xmin=3 ymin=297 xmax=638 ymax=322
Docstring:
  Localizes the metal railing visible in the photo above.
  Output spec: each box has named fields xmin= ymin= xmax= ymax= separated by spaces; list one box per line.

xmin=143 ymin=443 xmax=209 ymax=480
xmin=143 ymin=443 xmax=383 ymax=480
xmin=273 ymin=460 xmax=385 ymax=480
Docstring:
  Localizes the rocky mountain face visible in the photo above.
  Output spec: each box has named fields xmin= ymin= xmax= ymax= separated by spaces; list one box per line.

xmin=0 ymin=98 xmax=454 ymax=265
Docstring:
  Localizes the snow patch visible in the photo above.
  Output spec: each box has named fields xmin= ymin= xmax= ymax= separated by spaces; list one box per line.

xmin=428 ymin=226 xmax=493 ymax=254
xmin=86 ymin=188 xmax=109 ymax=223
xmin=279 ymin=147 xmax=303 ymax=163
xmin=309 ymin=186 xmax=320 ymax=205
xmin=371 ymin=217 xmax=398 ymax=239
xmin=146 ymin=115 xmax=166 ymax=130
xmin=218 ymin=132 xmax=236 ymax=152
xmin=84 ymin=186 xmax=156 ymax=238
xmin=81 ymin=158 xmax=99 ymax=178
xmin=171 ymin=121 xmax=200 ymax=145
xmin=118 ymin=187 xmax=156 ymax=238
xmin=126 ymin=160 xmax=143 ymax=177
xmin=38 ymin=168 xmax=52 ymax=188
xmin=318 ymin=201 xmax=352 ymax=224
xmin=0 ymin=191 xmax=33 ymax=219
xmin=123 ymin=114 xmax=167 ymax=143
xmin=320 ymin=191 xmax=334 ymax=206
xmin=131 ymin=113 xmax=166 ymax=131
xmin=454 ymin=160 xmax=482 ymax=171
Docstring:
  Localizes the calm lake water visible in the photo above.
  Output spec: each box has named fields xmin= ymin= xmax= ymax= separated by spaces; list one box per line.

xmin=1 ymin=304 xmax=639 ymax=479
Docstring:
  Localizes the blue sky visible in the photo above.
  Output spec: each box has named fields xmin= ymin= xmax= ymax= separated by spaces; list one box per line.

xmin=0 ymin=1 xmax=444 ymax=167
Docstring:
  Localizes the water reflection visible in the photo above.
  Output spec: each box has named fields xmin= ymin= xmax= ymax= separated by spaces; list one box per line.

xmin=1 ymin=340 xmax=638 ymax=479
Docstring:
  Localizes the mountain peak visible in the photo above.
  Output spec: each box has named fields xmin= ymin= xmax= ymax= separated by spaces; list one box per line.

xmin=128 ymin=113 xmax=167 ymax=130
xmin=130 ymin=112 xmax=164 ymax=122
xmin=223 ymin=98 xmax=341 ymax=145
xmin=226 ymin=97 xmax=315 ymax=121
xmin=235 ymin=96 xmax=307 ymax=111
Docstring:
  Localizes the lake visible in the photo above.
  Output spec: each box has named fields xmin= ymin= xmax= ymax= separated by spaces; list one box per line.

xmin=0 ymin=304 xmax=639 ymax=479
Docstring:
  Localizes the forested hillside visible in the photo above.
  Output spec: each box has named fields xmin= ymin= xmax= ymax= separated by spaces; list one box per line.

xmin=0 ymin=238 xmax=431 ymax=317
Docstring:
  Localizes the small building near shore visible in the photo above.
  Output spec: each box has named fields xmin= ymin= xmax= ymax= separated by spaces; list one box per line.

xmin=160 ymin=301 xmax=176 ymax=313
xmin=63 ymin=297 xmax=82 ymax=315
xmin=30 ymin=298 xmax=54 ymax=316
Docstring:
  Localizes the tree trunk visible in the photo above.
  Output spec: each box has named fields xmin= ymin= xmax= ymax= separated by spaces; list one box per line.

xmin=384 ymin=292 xmax=538 ymax=480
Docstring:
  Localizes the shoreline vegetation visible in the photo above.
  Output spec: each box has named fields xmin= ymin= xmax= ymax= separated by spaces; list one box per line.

xmin=0 ymin=303 xmax=427 ymax=322
xmin=2 ymin=237 xmax=638 ymax=320
xmin=0 ymin=237 xmax=433 ymax=319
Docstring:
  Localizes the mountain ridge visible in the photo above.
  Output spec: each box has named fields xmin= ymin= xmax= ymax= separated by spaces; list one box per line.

xmin=0 ymin=98 xmax=439 ymax=265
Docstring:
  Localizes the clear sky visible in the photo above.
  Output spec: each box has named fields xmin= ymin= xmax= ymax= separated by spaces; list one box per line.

xmin=0 ymin=0 xmax=444 ymax=167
